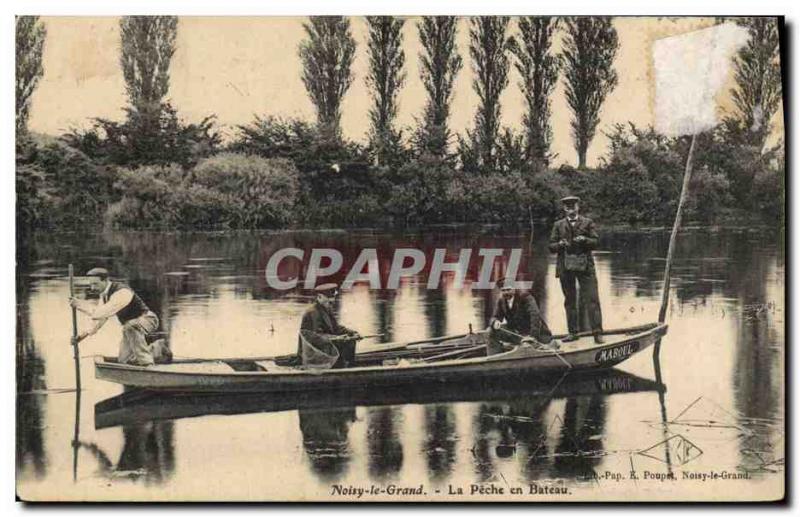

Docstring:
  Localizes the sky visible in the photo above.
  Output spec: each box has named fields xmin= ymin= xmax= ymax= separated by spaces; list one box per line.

xmin=27 ymin=16 xmax=783 ymax=167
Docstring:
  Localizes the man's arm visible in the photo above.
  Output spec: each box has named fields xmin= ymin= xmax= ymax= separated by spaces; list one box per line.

xmin=548 ymin=222 xmax=566 ymax=253
xmin=583 ymin=219 xmax=599 ymax=250
xmin=525 ymin=294 xmax=553 ymax=343
xmin=302 ymin=309 xmax=345 ymax=341
xmin=77 ymin=318 xmax=108 ymax=342
xmin=90 ymin=288 xmax=134 ymax=320
xmin=491 ymin=297 xmax=506 ymax=322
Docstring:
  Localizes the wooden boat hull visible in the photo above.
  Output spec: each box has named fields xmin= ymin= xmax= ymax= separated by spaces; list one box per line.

xmin=95 ymin=368 xmax=665 ymax=429
xmin=94 ymin=323 xmax=667 ymax=393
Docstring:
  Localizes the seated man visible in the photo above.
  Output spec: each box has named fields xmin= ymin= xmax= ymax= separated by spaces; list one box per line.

xmin=487 ymin=277 xmax=555 ymax=355
xmin=297 ymin=283 xmax=361 ymax=369
xmin=70 ymin=267 xmax=160 ymax=366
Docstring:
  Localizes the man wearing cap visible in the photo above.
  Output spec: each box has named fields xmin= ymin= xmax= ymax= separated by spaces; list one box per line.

xmin=69 ymin=268 xmax=160 ymax=365
xmin=297 ymin=283 xmax=361 ymax=368
xmin=549 ymin=196 xmax=605 ymax=344
xmin=487 ymin=277 xmax=554 ymax=355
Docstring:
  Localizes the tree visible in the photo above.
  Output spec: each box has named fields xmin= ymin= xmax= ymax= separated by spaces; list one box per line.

xmin=299 ymin=16 xmax=356 ymax=141
xmin=416 ymin=17 xmax=463 ymax=157
xmin=65 ymin=16 xmax=219 ymax=168
xmin=510 ymin=17 xmax=560 ymax=166
xmin=466 ymin=16 xmax=512 ymax=170
xmin=365 ymin=16 xmax=406 ymax=166
xmin=729 ymin=17 xmax=782 ymax=148
xmin=561 ymin=17 xmax=619 ymax=169
xmin=119 ymin=16 xmax=178 ymax=120
xmin=16 ymin=16 xmax=47 ymax=135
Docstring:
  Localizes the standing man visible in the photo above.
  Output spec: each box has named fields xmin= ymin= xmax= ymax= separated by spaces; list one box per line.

xmin=297 ymin=283 xmax=361 ymax=369
xmin=69 ymin=267 xmax=160 ymax=365
xmin=549 ymin=196 xmax=605 ymax=344
xmin=487 ymin=277 xmax=555 ymax=355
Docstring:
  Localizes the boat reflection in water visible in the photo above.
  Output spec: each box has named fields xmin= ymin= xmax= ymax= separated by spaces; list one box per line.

xmin=93 ymin=368 xmax=664 ymax=484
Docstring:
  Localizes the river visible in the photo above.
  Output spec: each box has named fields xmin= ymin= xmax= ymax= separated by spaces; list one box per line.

xmin=15 ymin=226 xmax=784 ymax=501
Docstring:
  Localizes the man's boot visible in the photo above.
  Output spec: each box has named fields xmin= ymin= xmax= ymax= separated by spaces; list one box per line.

xmin=593 ymin=333 xmax=605 ymax=344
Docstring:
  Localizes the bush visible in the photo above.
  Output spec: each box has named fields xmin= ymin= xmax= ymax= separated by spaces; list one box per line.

xmin=106 ymin=154 xmax=300 ymax=230
xmin=750 ymin=160 xmax=784 ymax=224
xmin=231 ymin=116 xmax=378 ymax=227
xmin=447 ymin=170 xmax=562 ymax=224
xmin=16 ymin=133 xmax=116 ymax=230
xmin=191 ymin=153 xmax=299 ymax=228
xmin=386 ymin=156 xmax=460 ymax=226
xmin=63 ymin=102 xmax=220 ymax=169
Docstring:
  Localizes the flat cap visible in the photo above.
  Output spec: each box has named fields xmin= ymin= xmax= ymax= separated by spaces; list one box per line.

xmin=497 ymin=277 xmax=515 ymax=289
xmin=560 ymin=195 xmax=580 ymax=204
xmin=85 ymin=267 xmax=109 ymax=277
xmin=314 ymin=283 xmax=339 ymax=295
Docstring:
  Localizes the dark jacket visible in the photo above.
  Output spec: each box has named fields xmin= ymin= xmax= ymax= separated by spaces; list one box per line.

xmin=296 ymin=302 xmax=354 ymax=357
xmin=548 ymin=215 xmax=599 ymax=277
xmin=491 ymin=291 xmax=552 ymax=342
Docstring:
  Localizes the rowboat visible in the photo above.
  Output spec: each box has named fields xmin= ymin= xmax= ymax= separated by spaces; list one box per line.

xmin=94 ymin=322 xmax=667 ymax=393
xmin=94 ymin=367 xmax=665 ymax=429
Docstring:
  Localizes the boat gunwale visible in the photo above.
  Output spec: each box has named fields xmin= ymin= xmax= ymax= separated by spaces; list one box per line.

xmin=94 ymin=323 xmax=667 ymax=379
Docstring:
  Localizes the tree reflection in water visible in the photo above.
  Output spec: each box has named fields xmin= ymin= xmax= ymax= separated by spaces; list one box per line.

xmin=298 ymin=407 xmax=356 ymax=482
xmin=366 ymin=407 xmax=404 ymax=480
xmin=423 ymin=405 xmax=457 ymax=482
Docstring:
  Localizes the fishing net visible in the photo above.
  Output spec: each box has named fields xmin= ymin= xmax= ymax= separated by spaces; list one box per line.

xmin=299 ymin=330 xmax=339 ymax=370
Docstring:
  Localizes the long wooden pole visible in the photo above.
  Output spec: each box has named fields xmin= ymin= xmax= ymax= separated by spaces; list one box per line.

xmin=653 ymin=134 xmax=697 ymax=362
xmin=69 ymin=264 xmax=82 ymax=392
xmin=657 ymin=134 xmax=697 ymax=324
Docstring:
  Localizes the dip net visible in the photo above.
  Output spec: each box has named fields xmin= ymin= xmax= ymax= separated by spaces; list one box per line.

xmin=299 ymin=330 xmax=339 ymax=370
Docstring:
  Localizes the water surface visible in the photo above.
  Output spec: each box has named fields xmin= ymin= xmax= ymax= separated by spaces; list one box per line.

xmin=16 ymin=227 xmax=784 ymax=501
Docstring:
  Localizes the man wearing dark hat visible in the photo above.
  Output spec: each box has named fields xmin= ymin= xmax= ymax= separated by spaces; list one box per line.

xmin=69 ymin=267 xmax=160 ymax=365
xmin=549 ymin=196 xmax=604 ymax=343
xmin=297 ymin=283 xmax=361 ymax=368
xmin=487 ymin=277 xmax=554 ymax=355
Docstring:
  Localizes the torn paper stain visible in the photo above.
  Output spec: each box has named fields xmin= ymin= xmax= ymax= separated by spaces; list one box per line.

xmin=653 ymin=23 xmax=749 ymax=136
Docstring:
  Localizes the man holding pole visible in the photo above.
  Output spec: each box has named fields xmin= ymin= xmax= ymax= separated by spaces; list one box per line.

xmin=549 ymin=196 xmax=604 ymax=344
xmin=69 ymin=267 xmax=160 ymax=366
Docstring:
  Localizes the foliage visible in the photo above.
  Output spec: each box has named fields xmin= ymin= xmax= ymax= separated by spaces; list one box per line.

xmin=119 ymin=16 xmax=178 ymax=119
xmin=16 ymin=136 xmax=50 ymax=231
xmin=728 ymin=17 xmax=782 ymax=148
xmin=466 ymin=17 xmax=512 ymax=171
xmin=299 ymin=17 xmax=356 ymax=141
xmin=16 ymin=133 xmax=117 ymax=230
xmin=510 ymin=17 xmax=560 ymax=166
xmin=107 ymin=154 xmax=300 ymax=229
xmin=15 ymin=16 xmax=47 ymax=134
xmin=230 ymin=116 xmax=375 ymax=226
xmin=365 ymin=16 xmax=406 ymax=166
xmin=62 ymin=16 xmax=219 ymax=169
xmin=62 ymin=102 xmax=221 ymax=169
xmin=415 ymin=17 xmax=463 ymax=158
xmin=386 ymin=156 xmax=459 ymax=225
xmin=447 ymin=169 xmax=562 ymax=223
xmin=561 ymin=17 xmax=619 ymax=169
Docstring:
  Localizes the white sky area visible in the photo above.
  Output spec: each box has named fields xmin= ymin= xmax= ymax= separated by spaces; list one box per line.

xmin=654 ymin=23 xmax=750 ymax=136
